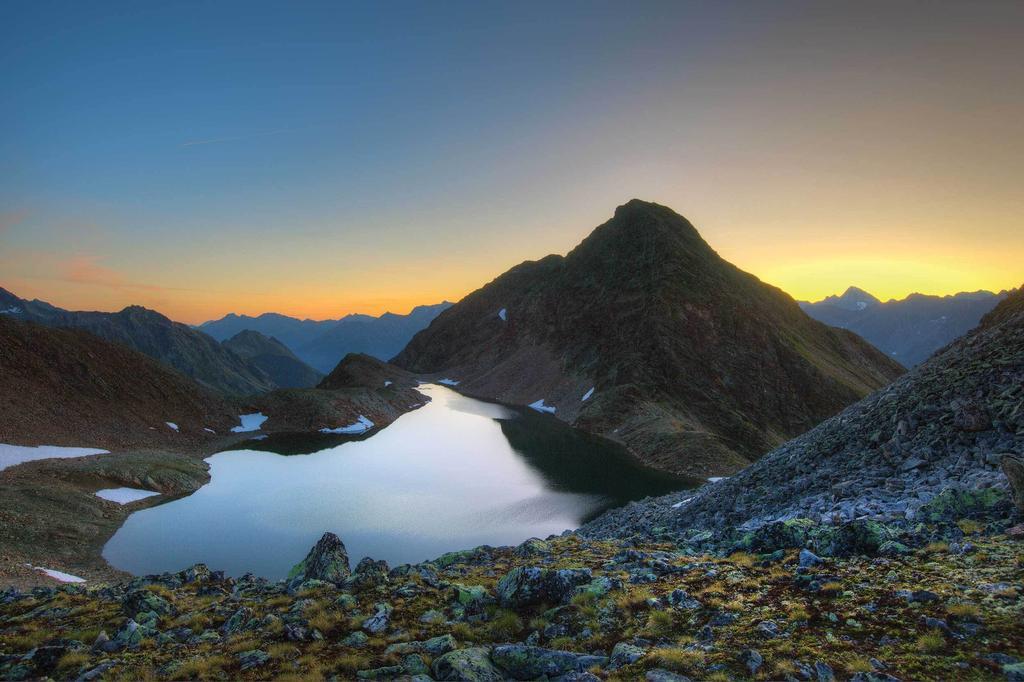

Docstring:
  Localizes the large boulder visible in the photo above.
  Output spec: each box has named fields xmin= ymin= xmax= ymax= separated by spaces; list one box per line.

xmin=813 ymin=520 xmax=898 ymax=557
xmin=432 ymin=647 xmax=505 ymax=682
xmin=490 ymin=645 xmax=607 ymax=679
xmin=1002 ymin=455 xmax=1024 ymax=513
xmin=287 ymin=532 xmax=351 ymax=586
xmin=495 ymin=566 xmax=592 ymax=607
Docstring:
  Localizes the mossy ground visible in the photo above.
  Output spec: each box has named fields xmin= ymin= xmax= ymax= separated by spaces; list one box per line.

xmin=1 ymin=530 xmax=1021 ymax=681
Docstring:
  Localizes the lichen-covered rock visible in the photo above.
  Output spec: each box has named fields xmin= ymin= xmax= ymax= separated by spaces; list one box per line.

xmin=287 ymin=532 xmax=350 ymax=586
xmin=385 ymin=634 xmax=456 ymax=657
xmin=432 ymin=647 xmax=505 ymax=682
xmin=490 ymin=644 xmax=606 ymax=679
xmin=237 ymin=649 xmax=269 ymax=671
xmin=919 ymin=487 xmax=1007 ymax=524
xmin=1002 ymin=455 xmax=1024 ymax=513
xmin=220 ymin=606 xmax=254 ymax=635
xmin=345 ymin=557 xmax=390 ymax=590
xmin=123 ymin=589 xmax=174 ymax=617
xmin=646 ymin=670 xmax=694 ymax=682
xmin=814 ymin=520 xmax=898 ymax=557
xmin=609 ymin=641 xmax=645 ymax=669
xmin=362 ymin=602 xmax=392 ymax=634
xmin=744 ymin=518 xmax=817 ymax=551
xmin=496 ymin=566 xmax=592 ymax=607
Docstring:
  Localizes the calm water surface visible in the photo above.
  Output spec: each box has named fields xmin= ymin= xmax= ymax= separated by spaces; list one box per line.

xmin=104 ymin=385 xmax=691 ymax=579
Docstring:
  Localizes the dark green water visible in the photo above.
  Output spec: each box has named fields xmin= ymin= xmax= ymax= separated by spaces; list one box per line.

xmin=104 ymin=384 xmax=692 ymax=579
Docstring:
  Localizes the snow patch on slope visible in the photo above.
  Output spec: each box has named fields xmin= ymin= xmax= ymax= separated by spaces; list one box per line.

xmin=95 ymin=488 xmax=160 ymax=504
xmin=231 ymin=412 xmax=268 ymax=433
xmin=0 ymin=444 xmax=108 ymax=472
xmin=320 ymin=415 xmax=374 ymax=434
xmin=529 ymin=399 xmax=556 ymax=414
xmin=26 ymin=564 xmax=85 ymax=583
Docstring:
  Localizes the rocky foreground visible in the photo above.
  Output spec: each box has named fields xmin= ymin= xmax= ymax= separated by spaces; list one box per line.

xmin=2 ymin=282 xmax=1022 ymax=681
xmin=0 ymin=513 xmax=1021 ymax=682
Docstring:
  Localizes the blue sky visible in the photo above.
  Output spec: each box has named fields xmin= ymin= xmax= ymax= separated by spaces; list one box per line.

xmin=2 ymin=1 xmax=1022 ymax=321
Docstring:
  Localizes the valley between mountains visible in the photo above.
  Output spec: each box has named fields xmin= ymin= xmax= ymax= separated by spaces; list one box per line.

xmin=0 ymin=201 xmax=1021 ymax=682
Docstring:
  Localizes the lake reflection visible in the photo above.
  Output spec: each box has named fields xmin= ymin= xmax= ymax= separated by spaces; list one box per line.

xmin=104 ymin=385 xmax=691 ymax=579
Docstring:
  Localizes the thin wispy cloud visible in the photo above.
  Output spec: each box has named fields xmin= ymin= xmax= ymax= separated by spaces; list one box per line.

xmin=181 ymin=128 xmax=291 ymax=147
xmin=0 ymin=209 xmax=29 ymax=236
xmin=61 ymin=254 xmax=195 ymax=293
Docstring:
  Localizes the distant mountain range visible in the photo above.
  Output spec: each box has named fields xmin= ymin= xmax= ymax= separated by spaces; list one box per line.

xmin=394 ymin=199 xmax=904 ymax=477
xmin=198 ymin=303 xmax=452 ymax=373
xmin=0 ymin=287 xmax=275 ymax=396
xmin=800 ymin=286 xmax=1009 ymax=367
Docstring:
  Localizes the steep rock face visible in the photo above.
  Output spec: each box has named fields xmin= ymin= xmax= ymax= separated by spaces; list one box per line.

xmin=222 ymin=330 xmax=323 ymax=389
xmin=393 ymin=200 xmax=903 ymax=477
xmin=0 ymin=317 xmax=236 ymax=449
xmin=0 ymin=289 xmax=275 ymax=396
xmin=801 ymin=286 xmax=1008 ymax=367
xmin=582 ymin=284 xmax=1024 ymax=539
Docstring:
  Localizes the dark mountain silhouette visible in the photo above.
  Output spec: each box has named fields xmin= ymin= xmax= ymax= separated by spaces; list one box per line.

xmin=0 ymin=288 xmax=275 ymax=396
xmin=222 ymin=330 xmax=322 ymax=389
xmin=0 ymin=316 xmax=236 ymax=449
xmin=393 ymin=200 xmax=904 ymax=477
xmin=198 ymin=303 xmax=452 ymax=373
xmin=800 ymin=286 xmax=1008 ymax=366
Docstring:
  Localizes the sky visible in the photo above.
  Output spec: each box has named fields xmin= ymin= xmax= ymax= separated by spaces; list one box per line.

xmin=1 ymin=1 xmax=1021 ymax=324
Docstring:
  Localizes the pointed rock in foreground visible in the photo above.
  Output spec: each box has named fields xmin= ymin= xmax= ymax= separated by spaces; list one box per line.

xmin=287 ymin=532 xmax=351 ymax=585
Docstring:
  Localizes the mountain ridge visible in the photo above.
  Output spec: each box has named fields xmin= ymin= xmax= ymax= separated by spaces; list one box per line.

xmin=0 ymin=287 xmax=275 ymax=396
xmin=198 ymin=302 xmax=453 ymax=373
xmin=800 ymin=286 xmax=1009 ymax=367
xmin=393 ymin=200 xmax=904 ymax=477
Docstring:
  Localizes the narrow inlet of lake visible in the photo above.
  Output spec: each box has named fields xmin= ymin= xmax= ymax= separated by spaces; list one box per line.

xmin=103 ymin=384 xmax=693 ymax=579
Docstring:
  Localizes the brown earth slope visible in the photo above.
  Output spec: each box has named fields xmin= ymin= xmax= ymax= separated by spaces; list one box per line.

xmin=393 ymin=200 xmax=904 ymax=477
xmin=0 ymin=317 xmax=237 ymax=450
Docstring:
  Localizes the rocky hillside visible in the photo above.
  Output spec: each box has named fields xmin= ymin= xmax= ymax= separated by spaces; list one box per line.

xmin=0 ymin=317 xmax=236 ymax=450
xmin=0 ymin=288 xmax=275 ymax=396
xmin=222 ymin=330 xmax=323 ymax=389
xmin=318 ymin=353 xmax=418 ymax=391
xmin=582 ymin=284 xmax=1024 ymax=544
xmin=250 ymin=354 xmax=424 ymax=434
xmin=801 ymin=286 xmax=1008 ymax=367
xmin=393 ymin=200 xmax=903 ymax=478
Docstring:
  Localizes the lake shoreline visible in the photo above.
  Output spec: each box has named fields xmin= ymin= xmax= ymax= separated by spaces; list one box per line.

xmin=0 ymin=385 xmax=426 ymax=590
